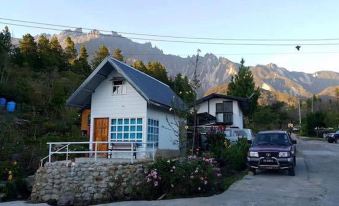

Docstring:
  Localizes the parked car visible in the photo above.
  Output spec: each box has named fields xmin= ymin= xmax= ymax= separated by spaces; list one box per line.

xmin=247 ymin=130 xmax=297 ymax=176
xmin=327 ymin=131 xmax=339 ymax=143
xmin=224 ymin=128 xmax=254 ymax=143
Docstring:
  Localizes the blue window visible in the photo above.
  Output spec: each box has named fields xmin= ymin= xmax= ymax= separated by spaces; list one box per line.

xmin=137 ymin=125 xmax=142 ymax=131
xmin=117 ymin=126 xmax=123 ymax=132
xmin=147 ymin=118 xmax=159 ymax=147
xmin=110 ymin=118 xmax=143 ymax=142
xmin=111 ymin=126 xmax=116 ymax=132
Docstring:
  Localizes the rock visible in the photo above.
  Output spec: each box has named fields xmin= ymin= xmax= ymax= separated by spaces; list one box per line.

xmin=57 ymin=191 xmax=74 ymax=206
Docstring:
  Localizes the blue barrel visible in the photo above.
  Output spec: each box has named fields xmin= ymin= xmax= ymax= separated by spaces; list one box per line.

xmin=0 ymin=98 xmax=6 ymax=107
xmin=6 ymin=101 xmax=16 ymax=112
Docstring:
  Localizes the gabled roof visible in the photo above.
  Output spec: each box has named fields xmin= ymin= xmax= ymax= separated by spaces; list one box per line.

xmin=196 ymin=93 xmax=250 ymax=113
xmin=66 ymin=57 xmax=184 ymax=110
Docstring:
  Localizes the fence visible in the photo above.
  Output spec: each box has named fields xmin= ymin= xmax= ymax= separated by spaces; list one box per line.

xmin=40 ymin=141 xmax=157 ymax=167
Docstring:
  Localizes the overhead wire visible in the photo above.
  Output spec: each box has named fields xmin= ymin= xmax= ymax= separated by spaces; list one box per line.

xmin=2 ymin=17 xmax=339 ymax=42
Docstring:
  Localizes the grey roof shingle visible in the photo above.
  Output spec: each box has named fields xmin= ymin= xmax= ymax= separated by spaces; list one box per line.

xmin=66 ymin=57 xmax=184 ymax=110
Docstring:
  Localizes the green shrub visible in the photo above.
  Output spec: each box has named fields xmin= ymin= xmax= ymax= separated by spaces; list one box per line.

xmin=142 ymin=157 xmax=223 ymax=199
xmin=207 ymin=134 xmax=250 ymax=172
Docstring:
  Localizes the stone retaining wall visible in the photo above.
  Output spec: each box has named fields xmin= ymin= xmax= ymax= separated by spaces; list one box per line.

xmin=31 ymin=160 xmax=150 ymax=205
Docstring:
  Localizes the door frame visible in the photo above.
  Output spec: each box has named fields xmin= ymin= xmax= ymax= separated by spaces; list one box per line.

xmin=93 ymin=117 xmax=109 ymax=155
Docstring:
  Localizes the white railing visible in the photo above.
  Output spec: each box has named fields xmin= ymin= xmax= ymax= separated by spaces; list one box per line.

xmin=40 ymin=141 xmax=157 ymax=167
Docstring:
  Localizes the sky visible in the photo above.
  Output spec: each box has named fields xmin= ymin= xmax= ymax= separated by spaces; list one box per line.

xmin=1 ymin=0 xmax=339 ymax=73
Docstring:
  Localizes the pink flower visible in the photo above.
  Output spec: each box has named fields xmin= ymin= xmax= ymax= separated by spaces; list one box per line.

xmin=154 ymin=181 xmax=158 ymax=187
xmin=217 ymin=173 xmax=222 ymax=177
xmin=204 ymin=180 xmax=208 ymax=185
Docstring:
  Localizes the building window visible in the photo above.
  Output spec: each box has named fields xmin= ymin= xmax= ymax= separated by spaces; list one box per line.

xmin=147 ymin=119 xmax=159 ymax=147
xmin=112 ymin=80 xmax=126 ymax=95
xmin=216 ymin=101 xmax=233 ymax=124
xmin=110 ymin=118 xmax=143 ymax=142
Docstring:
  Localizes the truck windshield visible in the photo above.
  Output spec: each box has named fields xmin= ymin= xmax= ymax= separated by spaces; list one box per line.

xmin=253 ymin=133 xmax=291 ymax=146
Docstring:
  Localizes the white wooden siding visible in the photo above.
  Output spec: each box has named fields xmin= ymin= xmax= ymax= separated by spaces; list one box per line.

xmin=196 ymin=98 xmax=244 ymax=129
xmin=147 ymin=106 xmax=179 ymax=150
xmin=90 ymin=70 xmax=147 ymax=148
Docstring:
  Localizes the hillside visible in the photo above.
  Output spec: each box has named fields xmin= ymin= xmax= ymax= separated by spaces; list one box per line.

xmin=24 ymin=29 xmax=339 ymax=98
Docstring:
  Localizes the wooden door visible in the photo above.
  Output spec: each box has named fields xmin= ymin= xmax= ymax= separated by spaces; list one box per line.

xmin=94 ymin=118 xmax=109 ymax=156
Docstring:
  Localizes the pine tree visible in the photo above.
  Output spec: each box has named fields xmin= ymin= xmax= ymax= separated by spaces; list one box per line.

xmin=64 ymin=36 xmax=77 ymax=65
xmin=37 ymin=35 xmax=52 ymax=68
xmin=172 ymin=73 xmax=195 ymax=104
xmin=50 ymin=36 xmax=67 ymax=69
xmin=19 ymin=34 xmax=39 ymax=69
xmin=132 ymin=60 xmax=148 ymax=74
xmin=227 ymin=58 xmax=260 ymax=116
xmin=113 ymin=48 xmax=124 ymax=61
xmin=91 ymin=45 xmax=110 ymax=68
xmin=73 ymin=45 xmax=91 ymax=75
xmin=0 ymin=26 xmax=12 ymax=84
xmin=146 ymin=61 xmax=170 ymax=85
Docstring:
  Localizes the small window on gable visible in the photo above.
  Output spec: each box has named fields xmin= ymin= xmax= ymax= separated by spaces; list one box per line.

xmin=112 ymin=78 xmax=126 ymax=95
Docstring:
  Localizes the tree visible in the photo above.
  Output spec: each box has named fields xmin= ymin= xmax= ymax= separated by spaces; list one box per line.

xmin=73 ymin=45 xmax=91 ymax=75
xmin=113 ymin=48 xmax=124 ymax=62
xmin=91 ymin=45 xmax=110 ymax=68
xmin=64 ymin=36 xmax=77 ymax=65
xmin=49 ymin=36 xmax=66 ymax=69
xmin=227 ymin=59 xmax=260 ymax=116
xmin=147 ymin=61 xmax=170 ymax=85
xmin=302 ymin=112 xmax=326 ymax=137
xmin=19 ymin=34 xmax=39 ymax=69
xmin=171 ymin=73 xmax=195 ymax=105
xmin=0 ymin=26 xmax=12 ymax=84
xmin=132 ymin=60 xmax=148 ymax=74
xmin=37 ymin=35 xmax=52 ymax=69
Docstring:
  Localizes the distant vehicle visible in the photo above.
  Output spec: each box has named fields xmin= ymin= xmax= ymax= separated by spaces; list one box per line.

xmin=247 ymin=130 xmax=297 ymax=176
xmin=327 ymin=131 xmax=339 ymax=143
xmin=224 ymin=128 xmax=254 ymax=143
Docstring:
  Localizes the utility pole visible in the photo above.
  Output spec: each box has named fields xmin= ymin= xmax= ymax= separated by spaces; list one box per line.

xmin=298 ymin=97 xmax=301 ymax=125
xmin=192 ymin=49 xmax=201 ymax=155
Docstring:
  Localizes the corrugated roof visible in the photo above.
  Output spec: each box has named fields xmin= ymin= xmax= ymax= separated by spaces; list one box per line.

xmin=66 ymin=57 xmax=184 ymax=110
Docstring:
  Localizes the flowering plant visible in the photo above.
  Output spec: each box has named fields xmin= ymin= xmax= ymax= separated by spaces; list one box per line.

xmin=144 ymin=156 xmax=223 ymax=198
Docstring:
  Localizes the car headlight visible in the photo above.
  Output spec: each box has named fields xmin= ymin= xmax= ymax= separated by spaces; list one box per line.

xmin=249 ymin=151 xmax=259 ymax=157
xmin=279 ymin=152 xmax=290 ymax=157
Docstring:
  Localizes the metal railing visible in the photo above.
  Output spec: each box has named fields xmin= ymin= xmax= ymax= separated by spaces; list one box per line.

xmin=40 ymin=141 xmax=157 ymax=167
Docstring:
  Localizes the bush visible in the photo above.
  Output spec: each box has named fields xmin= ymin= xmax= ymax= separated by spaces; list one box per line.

xmin=207 ymin=133 xmax=250 ymax=171
xmin=142 ymin=157 xmax=223 ymax=199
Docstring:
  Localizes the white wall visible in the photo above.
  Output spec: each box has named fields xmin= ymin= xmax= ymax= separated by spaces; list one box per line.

xmin=196 ymin=98 xmax=244 ymax=129
xmin=147 ymin=106 xmax=180 ymax=150
xmin=90 ymin=70 xmax=147 ymax=148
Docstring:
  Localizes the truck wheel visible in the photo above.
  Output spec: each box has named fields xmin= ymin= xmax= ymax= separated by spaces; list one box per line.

xmin=288 ymin=167 xmax=295 ymax=176
xmin=328 ymin=138 xmax=334 ymax=143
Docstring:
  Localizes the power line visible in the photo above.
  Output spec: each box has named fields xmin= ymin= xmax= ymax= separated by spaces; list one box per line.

xmin=0 ymin=17 xmax=339 ymax=46
xmin=3 ymin=21 xmax=339 ymax=47
xmin=2 ymin=17 xmax=339 ymax=42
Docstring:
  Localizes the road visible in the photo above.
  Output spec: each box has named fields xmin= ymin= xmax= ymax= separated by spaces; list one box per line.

xmin=2 ymin=138 xmax=339 ymax=206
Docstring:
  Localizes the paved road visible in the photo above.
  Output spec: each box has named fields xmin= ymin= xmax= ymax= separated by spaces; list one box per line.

xmin=3 ymin=138 xmax=339 ymax=206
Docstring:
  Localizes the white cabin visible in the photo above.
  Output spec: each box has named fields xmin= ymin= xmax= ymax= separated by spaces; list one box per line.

xmin=195 ymin=93 xmax=249 ymax=129
xmin=66 ymin=57 xmax=184 ymax=159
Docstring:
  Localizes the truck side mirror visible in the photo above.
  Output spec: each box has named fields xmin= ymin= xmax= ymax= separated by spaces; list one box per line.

xmin=247 ymin=140 xmax=252 ymax=144
xmin=292 ymin=139 xmax=297 ymax=144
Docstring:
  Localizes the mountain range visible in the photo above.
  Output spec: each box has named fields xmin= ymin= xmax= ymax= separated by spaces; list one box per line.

xmin=32 ymin=29 xmax=339 ymax=103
